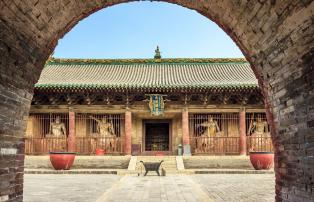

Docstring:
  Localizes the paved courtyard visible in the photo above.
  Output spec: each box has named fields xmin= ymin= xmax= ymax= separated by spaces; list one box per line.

xmin=24 ymin=174 xmax=275 ymax=202
xmin=192 ymin=174 xmax=275 ymax=202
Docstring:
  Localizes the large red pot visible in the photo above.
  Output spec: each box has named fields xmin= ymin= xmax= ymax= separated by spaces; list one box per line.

xmin=155 ymin=152 xmax=165 ymax=156
xmin=249 ymin=151 xmax=274 ymax=170
xmin=49 ymin=152 xmax=76 ymax=170
xmin=95 ymin=148 xmax=105 ymax=155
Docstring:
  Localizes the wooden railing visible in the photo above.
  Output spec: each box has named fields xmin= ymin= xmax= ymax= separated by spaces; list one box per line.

xmin=190 ymin=136 xmax=240 ymax=155
xmin=76 ymin=137 xmax=123 ymax=155
xmin=190 ymin=136 xmax=273 ymax=155
xmin=247 ymin=136 xmax=273 ymax=153
xmin=25 ymin=136 xmax=273 ymax=155
xmin=25 ymin=137 xmax=67 ymax=155
xmin=25 ymin=137 xmax=123 ymax=155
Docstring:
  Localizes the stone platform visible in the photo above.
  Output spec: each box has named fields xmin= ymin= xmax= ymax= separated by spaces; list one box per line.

xmin=25 ymin=155 xmax=131 ymax=169
xmin=24 ymin=169 xmax=120 ymax=174
xmin=24 ymin=168 xmax=273 ymax=175
xmin=24 ymin=155 xmax=274 ymax=175
xmin=25 ymin=155 xmax=255 ymax=169
xmin=183 ymin=155 xmax=254 ymax=169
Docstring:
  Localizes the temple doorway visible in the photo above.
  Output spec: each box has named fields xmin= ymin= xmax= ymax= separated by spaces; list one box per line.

xmin=144 ymin=120 xmax=171 ymax=152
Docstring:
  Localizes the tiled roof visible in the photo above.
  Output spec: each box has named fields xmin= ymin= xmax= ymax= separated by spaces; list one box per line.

xmin=35 ymin=58 xmax=258 ymax=91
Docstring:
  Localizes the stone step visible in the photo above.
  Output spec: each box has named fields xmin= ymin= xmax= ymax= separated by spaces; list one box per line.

xmin=136 ymin=160 xmax=176 ymax=163
xmin=136 ymin=161 xmax=176 ymax=163
xmin=136 ymin=160 xmax=176 ymax=162
xmin=135 ymin=156 xmax=178 ymax=172
xmin=135 ymin=163 xmax=176 ymax=167
xmin=137 ymin=156 xmax=176 ymax=158
xmin=138 ymin=159 xmax=176 ymax=160
xmin=136 ymin=159 xmax=176 ymax=162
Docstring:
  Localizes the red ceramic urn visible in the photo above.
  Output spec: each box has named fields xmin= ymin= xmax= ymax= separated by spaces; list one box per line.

xmin=249 ymin=151 xmax=274 ymax=170
xmin=95 ymin=148 xmax=105 ymax=155
xmin=155 ymin=152 xmax=165 ymax=156
xmin=49 ymin=152 xmax=76 ymax=170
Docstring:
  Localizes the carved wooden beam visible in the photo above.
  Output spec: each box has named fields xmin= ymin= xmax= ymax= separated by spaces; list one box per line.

xmin=84 ymin=94 xmax=98 ymax=105
xmin=32 ymin=95 xmax=46 ymax=105
xmin=201 ymin=94 xmax=208 ymax=105
xmin=222 ymin=95 xmax=230 ymax=105
xmin=241 ymin=95 xmax=249 ymax=105
xmin=48 ymin=95 xmax=60 ymax=105
xmin=103 ymin=93 xmax=114 ymax=105
xmin=125 ymin=94 xmax=130 ymax=106
xmin=183 ymin=93 xmax=191 ymax=105
xmin=66 ymin=94 xmax=78 ymax=105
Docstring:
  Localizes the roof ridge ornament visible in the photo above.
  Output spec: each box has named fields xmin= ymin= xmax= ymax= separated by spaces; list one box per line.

xmin=46 ymin=51 xmax=55 ymax=64
xmin=154 ymin=46 xmax=161 ymax=60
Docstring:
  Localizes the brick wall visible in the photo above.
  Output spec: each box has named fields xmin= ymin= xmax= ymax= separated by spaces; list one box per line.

xmin=0 ymin=0 xmax=313 ymax=201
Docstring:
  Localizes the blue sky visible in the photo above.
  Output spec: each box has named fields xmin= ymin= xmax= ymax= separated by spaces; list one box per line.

xmin=53 ymin=2 xmax=244 ymax=59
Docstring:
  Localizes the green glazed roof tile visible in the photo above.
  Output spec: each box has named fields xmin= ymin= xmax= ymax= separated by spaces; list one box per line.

xmin=36 ymin=58 xmax=258 ymax=90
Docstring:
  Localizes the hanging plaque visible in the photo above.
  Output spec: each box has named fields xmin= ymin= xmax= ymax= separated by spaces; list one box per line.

xmin=147 ymin=94 xmax=165 ymax=116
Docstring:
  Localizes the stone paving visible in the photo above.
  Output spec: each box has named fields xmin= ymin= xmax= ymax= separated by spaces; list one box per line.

xmin=24 ymin=174 xmax=275 ymax=202
xmin=99 ymin=175 xmax=210 ymax=202
xmin=24 ymin=174 xmax=121 ymax=202
xmin=192 ymin=174 xmax=275 ymax=202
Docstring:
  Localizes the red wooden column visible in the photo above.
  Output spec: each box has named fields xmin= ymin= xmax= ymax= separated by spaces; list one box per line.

xmin=239 ymin=109 xmax=247 ymax=155
xmin=68 ymin=110 xmax=76 ymax=152
xmin=125 ymin=110 xmax=132 ymax=155
xmin=182 ymin=108 xmax=191 ymax=155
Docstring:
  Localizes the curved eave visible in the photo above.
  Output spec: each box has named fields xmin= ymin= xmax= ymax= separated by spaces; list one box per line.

xmin=34 ymin=84 xmax=260 ymax=93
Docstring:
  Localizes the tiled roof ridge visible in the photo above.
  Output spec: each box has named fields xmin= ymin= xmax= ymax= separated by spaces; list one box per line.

xmin=46 ymin=57 xmax=248 ymax=65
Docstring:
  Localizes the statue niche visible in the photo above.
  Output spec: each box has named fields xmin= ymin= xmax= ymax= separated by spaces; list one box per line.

xmin=45 ymin=116 xmax=67 ymax=152
xmin=248 ymin=114 xmax=270 ymax=151
xmin=46 ymin=116 xmax=67 ymax=137
xmin=196 ymin=116 xmax=222 ymax=152
xmin=89 ymin=116 xmax=117 ymax=152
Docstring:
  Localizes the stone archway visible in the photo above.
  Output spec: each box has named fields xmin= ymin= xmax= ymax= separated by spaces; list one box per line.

xmin=0 ymin=1 xmax=313 ymax=201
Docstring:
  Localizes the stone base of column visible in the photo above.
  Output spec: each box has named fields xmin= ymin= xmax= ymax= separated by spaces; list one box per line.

xmin=183 ymin=144 xmax=191 ymax=156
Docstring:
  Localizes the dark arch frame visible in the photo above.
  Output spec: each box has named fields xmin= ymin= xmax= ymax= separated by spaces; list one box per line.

xmin=0 ymin=1 xmax=313 ymax=201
